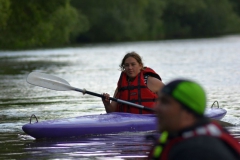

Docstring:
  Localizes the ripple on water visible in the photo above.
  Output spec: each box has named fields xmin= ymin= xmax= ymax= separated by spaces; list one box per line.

xmin=1 ymin=35 xmax=240 ymax=159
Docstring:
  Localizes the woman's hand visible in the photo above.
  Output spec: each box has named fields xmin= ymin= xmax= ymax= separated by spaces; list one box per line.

xmin=102 ymin=91 xmax=118 ymax=113
xmin=102 ymin=93 xmax=111 ymax=105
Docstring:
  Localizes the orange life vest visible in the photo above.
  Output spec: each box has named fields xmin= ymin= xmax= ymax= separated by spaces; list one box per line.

xmin=116 ymin=67 xmax=161 ymax=114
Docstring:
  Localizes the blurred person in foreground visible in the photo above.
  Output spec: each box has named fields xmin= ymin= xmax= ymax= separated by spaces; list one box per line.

xmin=148 ymin=79 xmax=240 ymax=160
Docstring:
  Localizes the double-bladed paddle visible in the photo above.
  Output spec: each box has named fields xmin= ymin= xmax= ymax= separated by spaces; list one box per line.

xmin=26 ymin=72 xmax=154 ymax=112
xmin=26 ymin=72 xmax=233 ymax=127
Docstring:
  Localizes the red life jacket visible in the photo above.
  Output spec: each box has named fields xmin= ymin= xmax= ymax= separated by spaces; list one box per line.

xmin=149 ymin=121 xmax=240 ymax=160
xmin=116 ymin=67 xmax=161 ymax=114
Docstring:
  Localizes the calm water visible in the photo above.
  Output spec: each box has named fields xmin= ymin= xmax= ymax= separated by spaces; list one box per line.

xmin=0 ymin=35 xmax=240 ymax=159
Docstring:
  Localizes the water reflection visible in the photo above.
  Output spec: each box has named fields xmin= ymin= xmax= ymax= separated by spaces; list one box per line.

xmin=1 ymin=35 xmax=240 ymax=159
xmin=21 ymin=133 xmax=154 ymax=159
xmin=0 ymin=57 xmax=69 ymax=75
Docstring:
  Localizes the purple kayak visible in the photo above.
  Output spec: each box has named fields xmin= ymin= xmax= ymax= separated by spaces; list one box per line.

xmin=22 ymin=108 xmax=227 ymax=139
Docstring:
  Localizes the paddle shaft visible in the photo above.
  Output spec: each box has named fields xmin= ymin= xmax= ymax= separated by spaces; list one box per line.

xmin=74 ymin=88 xmax=154 ymax=112
xmin=82 ymin=88 xmax=233 ymax=126
xmin=27 ymin=72 xmax=154 ymax=112
xmin=27 ymin=72 xmax=233 ymax=127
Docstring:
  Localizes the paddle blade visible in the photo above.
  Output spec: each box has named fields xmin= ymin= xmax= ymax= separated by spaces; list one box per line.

xmin=27 ymin=72 xmax=74 ymax=91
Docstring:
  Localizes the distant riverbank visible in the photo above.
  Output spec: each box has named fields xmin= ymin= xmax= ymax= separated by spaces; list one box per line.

xmin=1 ymin=0 xmax=240 ymax=50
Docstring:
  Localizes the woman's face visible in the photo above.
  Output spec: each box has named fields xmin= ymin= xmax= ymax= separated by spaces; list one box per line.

xmin=124 ymin=57 xmax=142 ymax=78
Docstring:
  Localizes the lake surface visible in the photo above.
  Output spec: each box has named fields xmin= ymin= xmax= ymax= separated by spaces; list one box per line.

xmin=1 ymin=35 xmax=240 ymax=159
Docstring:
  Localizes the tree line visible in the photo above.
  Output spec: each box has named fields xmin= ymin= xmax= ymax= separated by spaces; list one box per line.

xmin=0 ymin=0 xmax=240 ymax=50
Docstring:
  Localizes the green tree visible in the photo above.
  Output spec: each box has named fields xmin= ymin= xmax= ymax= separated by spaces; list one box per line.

xmin=229 ymin=0 xmax=240 ymax=16
xmin=0 ymin=0 xmax=11 ymax=29
xmin=2 ymin=0 xmax=240 ymax=49
xmin=144 ymin=0 xmax=166 ymax=39
xmin=71 ymin=0 xmax=166 ymax=42
xmin=162 ymin=0 xmax=240 ymax=38
xmin=0 ymin=0 xmax=88 ymax=50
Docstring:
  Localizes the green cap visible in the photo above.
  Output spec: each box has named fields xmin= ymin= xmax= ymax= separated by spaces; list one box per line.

xmin=161 ymin=79 xmax=206 ymax=116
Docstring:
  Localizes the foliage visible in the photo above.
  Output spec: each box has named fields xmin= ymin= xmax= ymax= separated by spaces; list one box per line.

xmin=0 ymin=0 xmax=240 ymax=50
xmin=71 ymin=0 xmax=166 ymax=42
xmin=144 ymin=0 xmax=166 ymax=39
xmin=162 ymin=0 xmax=240 ymax=38
xmin=229 ymin=0 xmax=240 ymax=16
xmin=0 ymin=0 xmax=88 ymax=49
xmin=0 ymin=0 xmax=11 ymax=29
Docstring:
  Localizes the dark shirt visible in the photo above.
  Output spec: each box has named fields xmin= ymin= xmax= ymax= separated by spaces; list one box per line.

xmin=168 ymin=135 xmax=238 ymax=160
xmin=149 ymin=118 xmax=240 ymax=160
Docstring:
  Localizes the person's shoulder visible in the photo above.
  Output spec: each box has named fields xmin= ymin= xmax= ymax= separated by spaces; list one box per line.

xmin=147 ymin=76 xmax=160 ymax=82
xmin=143 ymin=67 xmax=162 ymax=81
xmin=169 ymin=136 xmax=238 ymax=160
xmin=147 ymin=76 xmax=163 ymax=86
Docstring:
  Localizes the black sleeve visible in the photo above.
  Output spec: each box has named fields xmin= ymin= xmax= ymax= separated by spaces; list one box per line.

xmin=169 ymin=136 xmax=239 ymax=160
xmin=145 ymin=73 xmax=162 ymax=81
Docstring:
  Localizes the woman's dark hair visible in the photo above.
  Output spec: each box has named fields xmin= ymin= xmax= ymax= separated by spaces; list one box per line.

xmin=119 ymin=52 xmax=144 ymax=71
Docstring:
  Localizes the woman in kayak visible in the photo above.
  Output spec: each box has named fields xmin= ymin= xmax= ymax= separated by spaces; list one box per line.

xmin=102 ymin=52 xmax=164 ymax=114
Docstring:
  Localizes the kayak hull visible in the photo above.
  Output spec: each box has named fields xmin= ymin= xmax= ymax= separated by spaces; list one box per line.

xmin=22 ymin=108 xmax=227 ymax=139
